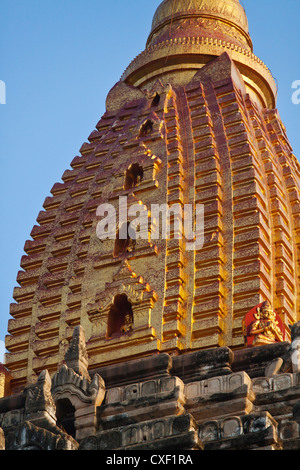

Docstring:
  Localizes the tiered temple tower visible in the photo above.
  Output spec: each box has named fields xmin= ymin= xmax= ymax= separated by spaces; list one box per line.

xmin=1 ymin=0 xmax=300 ymax=451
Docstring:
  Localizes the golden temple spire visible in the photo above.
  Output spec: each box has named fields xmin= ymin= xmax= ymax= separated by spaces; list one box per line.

xmin=122 ymin=0 xmax=277 ymax=109
xmin=4 ymin=0 xmax=300 ymax=400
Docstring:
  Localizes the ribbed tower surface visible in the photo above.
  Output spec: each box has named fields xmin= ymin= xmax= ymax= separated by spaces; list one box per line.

xmin=5 ymin=0 xmax=300 ymax=393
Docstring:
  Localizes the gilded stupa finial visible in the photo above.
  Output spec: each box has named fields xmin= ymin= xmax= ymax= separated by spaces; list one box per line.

xmin=122 ymin=0 xmax=277 ymax=109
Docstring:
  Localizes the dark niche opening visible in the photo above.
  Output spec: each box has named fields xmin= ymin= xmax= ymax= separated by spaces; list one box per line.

xmin=107 ymin=293 xmax=134 ymax=339
xmin=114 ymin=221 xmax=136 ymax=257
xmin=56 ymin=398 xmax=76 ymax=438
xmin=151 ymin=93 xmax=160 ymax=107
xmin=124 ymin=162 xmax=144 ymax=190
xmin=139 ymin=119 xmax=153 ymax=138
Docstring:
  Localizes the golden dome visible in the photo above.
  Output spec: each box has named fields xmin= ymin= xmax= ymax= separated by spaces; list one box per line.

xmin=147 ymin=0 xmax=252 ymax=50
xmin=122 ymin=0 xmax=277 ymax=109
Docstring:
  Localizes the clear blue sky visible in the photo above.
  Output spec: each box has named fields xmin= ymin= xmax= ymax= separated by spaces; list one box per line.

xmin=0 ymin=0 xmax=299 ymax=362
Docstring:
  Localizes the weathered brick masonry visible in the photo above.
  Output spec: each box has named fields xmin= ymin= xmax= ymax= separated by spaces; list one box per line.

xmin=0 ymin=0 xmax=299 ymax=451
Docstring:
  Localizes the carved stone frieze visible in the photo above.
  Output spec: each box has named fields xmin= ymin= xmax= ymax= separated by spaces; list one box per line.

xmin=198 ymin=412 xmax=281 ymax=450
xmin=80 ymin=414 xmax=202 ymax=450
xmin=64 ymin=325 xmax=90 ymax=381
xmin=24 ymin=369 xmax=57 ymax=430
xmin=50 ymin=325 xmax=106 ymax=440
xmin=5 ymin=421 xmax=78 ymax=451
xmin=51 ymin=364 xmax=105 ymax=407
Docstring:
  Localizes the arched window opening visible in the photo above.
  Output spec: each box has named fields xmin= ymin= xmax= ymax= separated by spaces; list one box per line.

xmin=56 ymin=398 xmax=76 ymax=438
xmin=124 ymin=163 xmax=144 ymax=190
xmin=151 ymin=93 xmax=160 ymax=107
xmin=139 ymin=119 xmax=153 ymax=138
xmin=114 ymin=221 xmax=136 ymax=257
xmin=107 ymin=293 xmax=134 ymax=339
